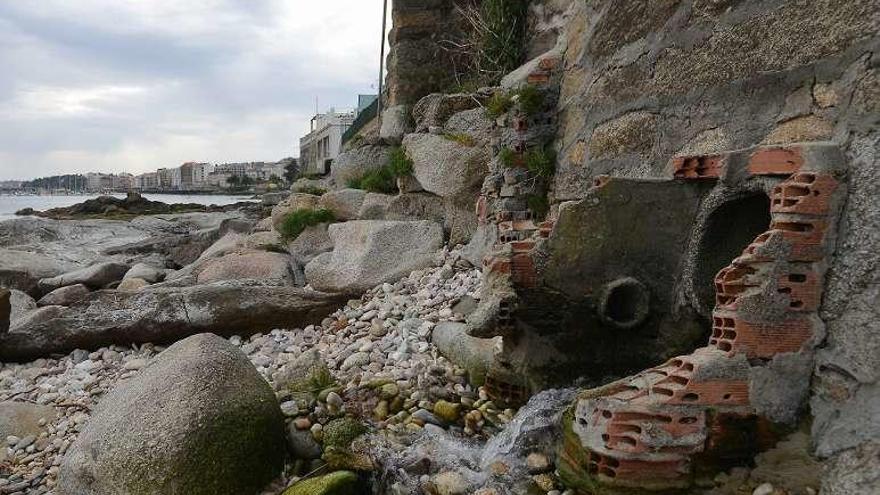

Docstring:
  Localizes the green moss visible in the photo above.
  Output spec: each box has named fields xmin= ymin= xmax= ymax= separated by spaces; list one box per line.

xmin=278 ymin=208 xmax=335 ymax=242
xmin=527 ymin=194 xmax=550 ymax=220
xmin=387 ymin=146 xmax=414 ymax=177
xmin=322 ymin=418 xmax=372 ymax=471
xmin=525 ymin=146 xmax=556 ymax=179
xmin=282 ymin=471 xmax=359 ymax=495
xmin=486 ymin=91 xmax=514 ymax=118
xmin=322 ymin=418 xmax=367 ymax=451
xmin=346 ymin=146 xmax=413 ymax=194
xmin=499 ymin=147 xmax=517 ymax=168
xmin=443 ymin=132 xmax=477 ymax=147
xmin=516 ymin=84 xmax=544 ymax=116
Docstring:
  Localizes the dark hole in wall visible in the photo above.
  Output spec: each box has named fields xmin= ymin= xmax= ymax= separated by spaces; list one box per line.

xmin=694 ymin=193 xmax=771 ymax=315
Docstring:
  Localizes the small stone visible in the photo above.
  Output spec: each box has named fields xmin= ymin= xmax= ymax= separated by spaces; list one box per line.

xmin=411 ymin=409 xmax=445 ymax=427
xmin=310 ymin=423 xmax=323 ymax=442
xmin=526 ymin=452 xmax=552 ymax=474
xmin=123 ymin=358 xmax=147 ymax=370
xmin=532 ymin=473 xmax=557 ymax=492
xmin=433 ymin=400 xmax=461 ymax=423
xmin=326 ymin=391 xmax=343 ymax=408
xmin=430 ymin=471 xmax=470 ymax=495
xmin=340 ymin=352 xmax=370 ymax=371
xmin=488 ymin=460 xmax=509 ymax=476
xmin=753 ymin=483 xmax=775 ymax=495
xmin=280 ymin=401 xmax=300 ymax=417
xmin=379 ymin=383 xmax=400 ymax=400
xmin=293 ymin=417 xmax=312 ymax=430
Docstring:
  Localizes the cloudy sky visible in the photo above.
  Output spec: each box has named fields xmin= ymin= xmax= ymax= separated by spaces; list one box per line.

xmin=0 ymin=0 xmax=390 ymax=180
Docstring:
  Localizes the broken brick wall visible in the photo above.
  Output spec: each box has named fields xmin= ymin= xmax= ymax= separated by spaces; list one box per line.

xmin=555 ymin=1 xmax=879 ymax=491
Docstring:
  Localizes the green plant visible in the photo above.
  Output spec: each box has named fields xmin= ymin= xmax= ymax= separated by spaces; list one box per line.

xmin=347 ymin=147 xmax=413 ymax=194
xmin=526 ymin=146 xmax=557 ymax=179
xmin=278 ymin=208 xmax=335 ymax=242
xmin=516 ymin=85 xmax=544 ymax=116
xmin=527 ymin=193 xmax=550 ymax=220
xmin=498 ymin=147 xmax=517 ymax=168
xmin=486 ymin=91 xmax=514 ymax=118
xmin=387 ymin=146 xmax=414 ymax=177
xmin=443 ymin=133 xmax=476 ymax=147
xmin=359 ymin=167 xmax=397 ymax=194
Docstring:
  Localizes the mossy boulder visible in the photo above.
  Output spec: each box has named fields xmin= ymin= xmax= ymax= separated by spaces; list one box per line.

xmin=282 ymin=471 xmax=359 ymax=495
xmin=322 ymin=418 xmax=373 ymax=471
xmin=57 ymin=333 xmax=285 ymax=495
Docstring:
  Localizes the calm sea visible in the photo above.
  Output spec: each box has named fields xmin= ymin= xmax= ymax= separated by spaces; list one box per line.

xmin=0 ymin=193 xmax=256 ymax=222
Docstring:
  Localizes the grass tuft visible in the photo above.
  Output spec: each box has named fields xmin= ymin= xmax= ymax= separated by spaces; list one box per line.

xmin=278 ymin=208 xmax=335 ymax=242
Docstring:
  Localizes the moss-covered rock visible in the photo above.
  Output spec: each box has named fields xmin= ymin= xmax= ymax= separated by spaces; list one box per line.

xmin=282 ymin=471 xmax=359 ymax=495
xmin=57 ymin=334 xmax=285 ymax=495
xmin=321 ymin=418 xmax=373 ymax=471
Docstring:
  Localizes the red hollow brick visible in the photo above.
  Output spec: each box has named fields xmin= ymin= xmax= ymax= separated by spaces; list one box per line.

xmin=748 ymin=147 xmax=804 ymax=176
xmin=672 ymin=155 xmax=724 ymax=179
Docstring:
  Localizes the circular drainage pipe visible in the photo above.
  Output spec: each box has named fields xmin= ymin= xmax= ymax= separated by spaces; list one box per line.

xmin=597 ymin=277 xmax=650 ymax=330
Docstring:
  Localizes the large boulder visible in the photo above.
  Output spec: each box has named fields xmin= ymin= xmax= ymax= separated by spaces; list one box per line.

xmin=37 ymin=284 xmax=90 ymax=307
xmin=330 ymin=145 xmax=392 ymax=187
xmin=287 ymin=224 xmax=334 ymax=264
xmin=402 ymin=133 xmax=490 ymax=199
xmin=271 ymin=194 xmax=322 ymax=231
xmin=0 ymin=249 xmax=77 ymax=296
xmin=196 ymin=251 xmax=295 ymax=285
xmin=412 ymin=93 xmax=482 ymax=133
xmin=385 ymin=193 xmax=446 ymax=224
xmin=0 ymin=282 xmax=347 ymax=361
xmin=304 ymin=220 xmax=443 ymax=295
xmin=123 ymin=263 xmax=166 ymax=284
xmin=319 ymin=189 xmax=367 ymax=221
xmin=379 ymin=104 xmax=414 ymax=144
xmin=38 ymin=262 xmax=129 ymax=294
xmin=7 ymin=289 xmax=36 ymax=324
xmin=58 ymin=333 xmax=285 ymax=495
xmin=357 ymin=193 xmax=394 ymax=220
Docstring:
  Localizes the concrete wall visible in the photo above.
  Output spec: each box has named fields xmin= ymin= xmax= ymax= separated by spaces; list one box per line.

xmin=555 ymin=1 xmax=878 ymax=490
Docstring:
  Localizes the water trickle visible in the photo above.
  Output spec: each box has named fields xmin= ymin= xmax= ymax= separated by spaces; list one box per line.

xmin=369 ymin=388 xmax=576 ymax=494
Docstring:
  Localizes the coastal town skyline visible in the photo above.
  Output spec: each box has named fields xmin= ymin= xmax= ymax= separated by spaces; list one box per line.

xmin=0 ymin=1 xmax=391 ymax=181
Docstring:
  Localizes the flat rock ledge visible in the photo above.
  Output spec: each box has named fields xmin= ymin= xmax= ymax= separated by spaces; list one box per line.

xmin=0 ymin=282 xmax=347 ymax=362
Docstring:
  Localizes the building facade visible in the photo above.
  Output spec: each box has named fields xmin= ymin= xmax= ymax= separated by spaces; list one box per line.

xmin=299 ymin=109 xmax=356 ymax=175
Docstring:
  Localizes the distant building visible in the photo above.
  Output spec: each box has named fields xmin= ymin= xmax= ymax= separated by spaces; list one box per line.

xmin=299 ymin=108 xmax=356 ymax=176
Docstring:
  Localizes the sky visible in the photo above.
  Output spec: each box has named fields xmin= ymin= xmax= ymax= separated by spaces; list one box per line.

xmin=0 ymin=0 xmax=390 ymax=181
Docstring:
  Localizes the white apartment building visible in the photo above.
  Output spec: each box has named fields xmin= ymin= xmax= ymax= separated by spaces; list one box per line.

xmin=299 ymin=108 xmax=355 ymax=175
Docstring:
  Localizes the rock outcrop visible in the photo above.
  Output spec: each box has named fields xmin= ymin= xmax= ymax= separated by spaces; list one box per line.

xmin=0 ymin=283 xmax=347 ymax=361
xmin=304 ymin=220 xmax=443 ymax=295
xmin=319 ymin=188 xmax=367 ymax=221
xmin=36 ymin=284 xmax=91 ymax=307
xmin=403 ymin=133 xmax=490 ymax=199
xmin=123 ymin=262 xmax=166 ymax=283
xmin=37 ymin=262 xmax=130 ymax=294
xmin=58 ymin=333 xmax=285 ymax=495
xmin=195 ymin=251 xmax=295 ymax=285
xmin=0 ymin=249 xmax=77 ymax=296
xmin=272 ymin=194 xmax=322 ymax=231
xmin=330 ymin=145 xmax=392 ymax=187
